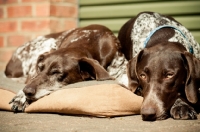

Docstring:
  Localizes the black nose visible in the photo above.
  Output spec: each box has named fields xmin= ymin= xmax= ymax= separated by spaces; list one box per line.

xmin=23 ymin=86 xmax=36 ymax=97
xmin=141 ymin=107 xmax=157 ymax=121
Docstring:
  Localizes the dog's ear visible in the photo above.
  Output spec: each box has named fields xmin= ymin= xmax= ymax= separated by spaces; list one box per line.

xmin=182 ymin=52 xmax=200 ymax=104
xmin=127 ymin=50 xmax=144 ymax=93
xmin=78 ymin=57 xmax=113 ymax=81
xmin=5 ymin=56 xmax=23 ymax=78
xmin=36 ymin=54 xmax=46 ymax=71
xmin=35 ymin=53 xmax=50 ymax=74
xmin=24 ymin=54 xmax=47 ymax=84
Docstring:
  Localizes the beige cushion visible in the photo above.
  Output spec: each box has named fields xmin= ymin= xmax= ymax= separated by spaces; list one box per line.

xmin=0 ymin=88 xmax=15 ymax=111
xmin=0 ymin=84 xmax=143 ymax=117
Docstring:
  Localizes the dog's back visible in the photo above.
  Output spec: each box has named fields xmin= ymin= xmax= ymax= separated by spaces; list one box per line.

xmin=118 ymin=11 xmax=200 ymax=60
xmin=5 ymin=24 xmax=121 ymax=83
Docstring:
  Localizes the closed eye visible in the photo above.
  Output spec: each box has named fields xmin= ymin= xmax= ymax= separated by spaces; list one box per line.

xmin=50 ymin=69 xmax=61 ymax=75
xmin=57 ymin=72 xmax=67 ymax=82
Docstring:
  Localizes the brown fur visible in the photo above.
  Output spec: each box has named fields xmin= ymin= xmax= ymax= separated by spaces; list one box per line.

xmin=9 ymin=25 xmax=120 ymax=112
xmin=118 ymin=12 xmax=200 ymax=121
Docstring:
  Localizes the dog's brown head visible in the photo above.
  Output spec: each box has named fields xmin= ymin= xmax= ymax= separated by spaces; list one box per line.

xmin=23 ymin=48 xmax=112 ymax=100
xmin=127 ymin=42 xmax=200 ymax=121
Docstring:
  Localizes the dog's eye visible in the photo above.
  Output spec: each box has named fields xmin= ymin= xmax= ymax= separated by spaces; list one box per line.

xmin=57 ymin=74 xmax=66 ymax=82
xmin=134 ymin=86 xmax=143 ymax=96
xmin=165 ymin=73 xmax=174 ymax=79
xmin=140 ymin=74 xmax=147 ymax=80
xmin=50 ymin=69 xmax=60 ymax=75
xmin=57 ymin=75 xmax=63 ymax=81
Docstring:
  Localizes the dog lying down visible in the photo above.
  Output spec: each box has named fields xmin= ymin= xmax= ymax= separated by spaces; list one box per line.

xmin=118 ymin=11 xmax=200 ymax=121
xmin=5 ymin=24 xmax=128 ymax=112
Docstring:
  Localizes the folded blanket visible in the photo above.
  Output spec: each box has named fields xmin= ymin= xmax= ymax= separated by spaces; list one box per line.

xmin=0 ymin=84 xmax=143 ymax=117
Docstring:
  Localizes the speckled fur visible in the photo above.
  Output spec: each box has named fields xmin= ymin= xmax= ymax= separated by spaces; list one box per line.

xmin=131 ymin=12 xmax=200 ymax=59
xmin=8 ymin=30 xmax=73 ymax=82
xmin=107 ymin=52 xmax=128 ymax=86
xmin=6 ymin=26 xmax=123 ymax=85
xmin=115 ymin=12 xmax=200 ymax=87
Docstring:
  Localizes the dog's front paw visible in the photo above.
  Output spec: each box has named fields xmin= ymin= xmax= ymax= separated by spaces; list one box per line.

xmin=170 ymin=98 xmax=197 ymax=120
xmin=9 ymin=90 xmax=29 ymax=112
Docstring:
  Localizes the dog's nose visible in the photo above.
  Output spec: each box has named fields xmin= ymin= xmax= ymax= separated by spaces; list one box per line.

xmin=141 ymin=107 xmax=157 ymax=121
xmin=23 ymin=86 xmax=36 ymax=97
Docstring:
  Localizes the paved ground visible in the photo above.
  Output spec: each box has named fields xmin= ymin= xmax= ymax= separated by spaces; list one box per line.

xmin=0 ymin=72 xmax=200 ymax=132
xmin=1 ymin=111 xmax=200 ymax=132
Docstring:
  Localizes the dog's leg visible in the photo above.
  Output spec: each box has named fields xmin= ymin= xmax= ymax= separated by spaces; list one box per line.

xmin=9 ymin=90 xmax=29 ymax=112
xmin=170 ymin=98 xmax=197 ymax=120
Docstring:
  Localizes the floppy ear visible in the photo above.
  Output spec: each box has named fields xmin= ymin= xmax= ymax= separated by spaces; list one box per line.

xmin=78 ymin=57 xmax=113 ymax=81
xmin=182 ymin=52 xmax=200 ymax=104
xmin=5 ymin=56 xmax=23 ymax=78
xmin=35 ymin=52 xmax=50 ymax=72
xmin=24 ymin=54 xmax=46 ymax=84
xmin=35 ymin=54 xmax=46 ymax=72
xmin=127 ymin=50 xmax=144 ymax=94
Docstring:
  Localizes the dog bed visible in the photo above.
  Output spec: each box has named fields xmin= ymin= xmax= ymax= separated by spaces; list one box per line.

xmin=0 ymin=72 xmax=143 ymax=117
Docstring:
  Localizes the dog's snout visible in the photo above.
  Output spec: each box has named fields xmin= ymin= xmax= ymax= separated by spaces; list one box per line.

xmin=141 ymin=107 xmax=157 ymax=121
xmin=23 ymin=86 xmax=36 ymax=97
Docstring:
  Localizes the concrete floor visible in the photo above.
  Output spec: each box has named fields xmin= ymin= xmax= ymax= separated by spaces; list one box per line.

xmin=0 ymin=72 xmax=200 ymax=132
xmin=1 ymin=111 xmax=200 ymax=132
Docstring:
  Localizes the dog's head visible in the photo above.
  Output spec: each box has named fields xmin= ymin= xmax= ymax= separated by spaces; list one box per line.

xmin=23 ymin=48 xmax=112 ymax=100
xmin=127 ymin=42 xmax=200 ymax=121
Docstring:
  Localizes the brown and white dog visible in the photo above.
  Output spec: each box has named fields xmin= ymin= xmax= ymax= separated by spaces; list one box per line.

xmin=118 ymin=12 xmax=200 ymax=121
xmin=6 ymin=24 xmax=127 ymax=112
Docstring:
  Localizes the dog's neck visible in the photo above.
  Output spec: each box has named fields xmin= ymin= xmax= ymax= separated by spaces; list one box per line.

xmin=130 ymin=12 xmax=200 ymax=59
xmin=144 ymin=25 xmax=194 ymax=54
xmin=107 ymin=52 xmax=128 ymax=87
